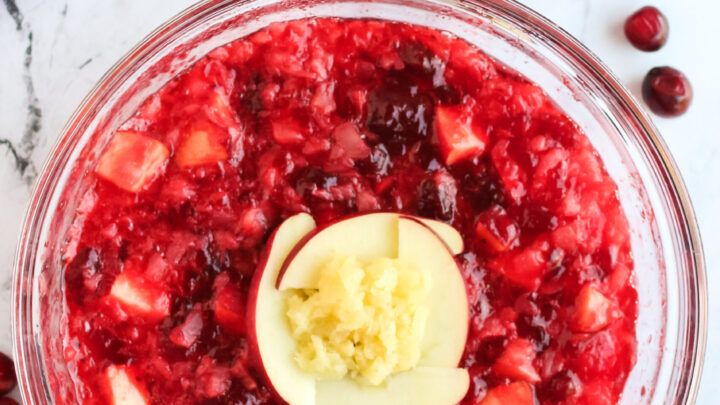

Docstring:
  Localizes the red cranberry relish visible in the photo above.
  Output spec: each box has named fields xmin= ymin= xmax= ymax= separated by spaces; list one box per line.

xmin=60 ymin=18 xmax=637 ymax=405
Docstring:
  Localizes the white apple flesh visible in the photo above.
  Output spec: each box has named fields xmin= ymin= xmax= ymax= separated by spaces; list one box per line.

xmin=398 ymin=216 xmax=469 ymax=367
xmin=246 ymin=213 xmax=318 ymax=405
xmin=316 ymin=367 xmax=469 ymax=405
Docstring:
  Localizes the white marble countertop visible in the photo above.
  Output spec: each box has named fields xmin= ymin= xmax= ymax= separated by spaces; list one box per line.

xmin=0 ymin=0 xmax=718 ymax=403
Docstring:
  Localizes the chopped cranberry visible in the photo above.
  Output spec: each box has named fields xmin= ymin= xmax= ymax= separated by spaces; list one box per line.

xmin=624 ymin=6 xmax=669 ymax=51
xmin=417 ymin=170 xmax=458 ymax=221
xmin=366 ymin=75 xmax=435 ymax=151
xmin=0 ymin=353 xmax=16 ymax=396
xmin=537 ymin=370 xmax=581 ymax=402
xmin=642 ymin=66 xmax=693 ymax=117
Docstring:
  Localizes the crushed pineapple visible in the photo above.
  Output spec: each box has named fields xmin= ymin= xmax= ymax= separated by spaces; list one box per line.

xmin=285 ymin=254 xmax=431 ymax=386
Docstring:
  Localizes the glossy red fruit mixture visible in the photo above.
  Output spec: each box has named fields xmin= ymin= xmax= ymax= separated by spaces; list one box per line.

xmin=58 ymin=18 xmax=637 ymax=405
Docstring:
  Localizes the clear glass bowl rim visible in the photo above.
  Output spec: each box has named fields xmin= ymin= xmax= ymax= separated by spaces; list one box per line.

xmin=11 ymin=0 xmax=707 ymax=403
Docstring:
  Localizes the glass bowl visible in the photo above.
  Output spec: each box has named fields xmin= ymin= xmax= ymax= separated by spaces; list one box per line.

xmin=12 ymin=0 xmax=706 ymax=403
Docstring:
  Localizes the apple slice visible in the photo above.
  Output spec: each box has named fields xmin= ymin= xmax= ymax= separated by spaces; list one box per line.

xmin=416 ymin=217 xmax=464 ymax=255
xmin=398 ymin=216 xmax=468 ymax=367
xmin=277 ymin=213 xmax=398 ymax=289
xmin=316 ymin=367 xmax=469 ymax=405
xmin=104 ymin=365 xmax=150 ymax=405
xmin=95 ymin=131 xmax=169 ymax=193
xmin=277 ymin=213 xmax=468 ymax=368
xmin=246 ymin=213 xmax=317 ymax=405
xmin=277 ymin=213 xmax=463 ymax=290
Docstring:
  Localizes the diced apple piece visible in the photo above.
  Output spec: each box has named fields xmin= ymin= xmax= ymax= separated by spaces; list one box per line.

xmin=175 ymin=124 xmax=228 ymax=168
xmin=109 ymin=272 xmax=170 ymax=320
xmin=95 ymin=131 xmax=169 ymax=193
xmin=246 ymin=213 xmax=317 ymax=405
xmin=480 ymin=382 xmax=534 ymax=405
xmin=397 ymin=216 xmax=469 ymax=368
xmin=104 ymin=365 xmax=150 ymax=405
xmin=488 ymin=238 xmax=550 ymax=291
xmin=435 ymin=105 xmax=487 ymax=166
xmin=205 ymin=90 xmax=238 ymax=128
xmin=570 ymin=284 xmax=612 ymax=333
xmin=213 ymin=283 xmax=245 ymax=334
xmin=272 ymin=117 xmax=305 ymax=145
xmin=316 ymin=367 xmax=469 ymax=405
xmin=332 ymin=122 xmax=371 ymax=159
xmin=475 ymin=205 xmax=519 ymax=253
xmin=492 ymin=338 xmax=540 ymax=383
xmin=169 ymin=305 xmax=203 ymax=348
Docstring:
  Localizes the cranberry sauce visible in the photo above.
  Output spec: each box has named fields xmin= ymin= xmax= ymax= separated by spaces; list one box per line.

xmin=59 ymin=18 xmax=637 ymax=404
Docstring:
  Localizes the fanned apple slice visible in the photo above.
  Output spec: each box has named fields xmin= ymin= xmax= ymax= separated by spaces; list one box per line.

xmin=417 ymin=217 xmax=464 ymax=255
xmin=277 ymin=213 xmax=463 ymax=290
xmin=316 ymin=367 xmax=469 ymax=405
xmin=246 ymin=213 xmax=317 ymax=405
xmin=277 ymin=213 xmax=398 ymax=290
xmin=398 ymin=216 xmax=469 ymax=367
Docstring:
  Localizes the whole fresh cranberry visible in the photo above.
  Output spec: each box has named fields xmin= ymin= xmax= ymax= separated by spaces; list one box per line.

xmin=0 ymin=353 xmax=15 ymax=396
xmin=0 ymin=398 xmax=19 ymax=405
xmin=624 ymin=6 xmax=669 ymax=51
xmin=642 ymin=67 xmax=693 ymax=117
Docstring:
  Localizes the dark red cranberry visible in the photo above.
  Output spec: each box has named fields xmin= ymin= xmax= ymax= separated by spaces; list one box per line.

xmin=476 ymin=336 xmax=507 ymax=365
xmin=0 ymin=353 xmax=16 ymax=396
xmin=0 ymin=398 xmax=19 ymax=405
xmin=417 ymin=170 xmax=458 ymax=221
xmin=642 ymin=66 xmax=693 ymax=117
xmin=538 ymin=370 xmax=581 ymax=402
xmin=624 ymin=6 xmax=668 ymax=51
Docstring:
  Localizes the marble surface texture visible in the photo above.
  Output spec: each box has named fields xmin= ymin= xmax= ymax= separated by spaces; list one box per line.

xmin=0 ymin=0 xmax=718 ymax=403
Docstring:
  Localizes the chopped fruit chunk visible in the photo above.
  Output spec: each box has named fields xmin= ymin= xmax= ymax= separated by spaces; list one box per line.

xmin=332 ymin=122 xmax=371 ymax=159
xmin=475 ymin=205 xmax=520 ymax=252
xmin=435 ymin=105 xmax=487 ymax=165
xmin=95 ymin=131 xmax=169 ymax=192
xmin=109 ymin=272 xmax=170 ymax=320
xmin=480 ymin=382 xmax=534 ymax=405
xmin=488 ymin=239 xmax=550 ymax=291
xmin=213 ymin=283 xmax=245 ymax=334
xmin=205 ymin=90 xmax=238 ymax=128
xmin=271 ymin=117 xmax=305 ymax=145
xmin=175 ymin=123 xmax=229 ymax=167
xmin=169 ymin=305 xmax=204 ymax=348
xmin=493 ymin=338 xmax=541 ymax=383
xmin=104 ymin=365 xmax=150 ymax=405
xmin=571 ymin=284 xmax=613 ymax=333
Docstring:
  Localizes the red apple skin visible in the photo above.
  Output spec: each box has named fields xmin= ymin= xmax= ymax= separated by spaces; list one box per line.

xmin=398 ymin=215 xmax=457 ymax=260
xmin=275 ymin=211 xmax=461 ymax=289
xmin=245 ymin=226 xmax=286 ymax=403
